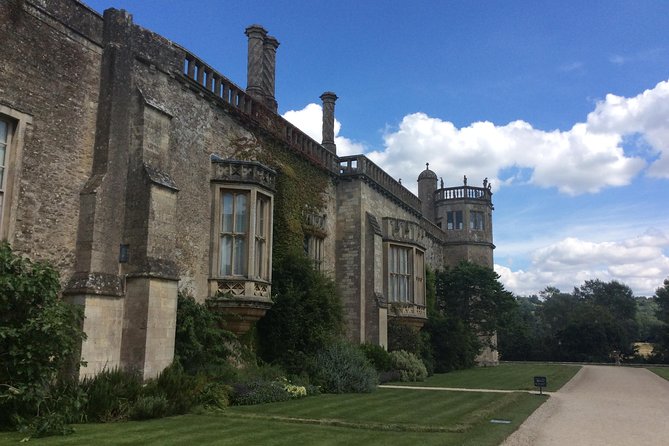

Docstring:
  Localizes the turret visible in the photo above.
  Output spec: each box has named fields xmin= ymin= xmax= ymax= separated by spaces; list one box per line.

xmin=417 ymin=163 xmax=437 ymax=222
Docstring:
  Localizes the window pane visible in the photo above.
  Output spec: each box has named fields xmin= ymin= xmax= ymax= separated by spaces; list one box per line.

xmin=235 ymin=194 xmax=247 ymax=233
xmin=220 ymin=235 xmax=232 ymax=275
xmin=0 ymin=121 xmax=7 ymax=144
xmin=256 ymin=196 xmax=266 ymax=234
xmin=233 ymin=236 xmax=246 ymax=275
xmin=389 ymin=274 xmax=396 ymax=301
xmin=256 ymin=239 xmax=264 ymax=278
xmin=221 ymin=193 xmax=233 ymax=232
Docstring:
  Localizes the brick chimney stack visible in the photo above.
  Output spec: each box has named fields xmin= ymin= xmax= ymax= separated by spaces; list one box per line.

xmin=320 ymin=91 xmax=338 ymax=154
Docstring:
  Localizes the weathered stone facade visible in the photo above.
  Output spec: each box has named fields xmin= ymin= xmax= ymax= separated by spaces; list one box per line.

xmin=0 ymin=0 xmax=497 ymax=378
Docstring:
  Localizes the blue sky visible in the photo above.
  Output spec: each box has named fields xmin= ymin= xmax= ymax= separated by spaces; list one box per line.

xmin=86 ymin=0 xmax=669 ymax=297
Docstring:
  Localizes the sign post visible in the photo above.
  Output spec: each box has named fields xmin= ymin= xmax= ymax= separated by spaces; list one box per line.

xmin=533 ymin=376 xmax=547 ymax=395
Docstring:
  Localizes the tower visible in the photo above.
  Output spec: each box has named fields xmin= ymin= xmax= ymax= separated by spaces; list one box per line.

xmin=434 ymin=176 xmax=494 ymax=269
xmin=417 ymin=163 xmax=438 ymax=222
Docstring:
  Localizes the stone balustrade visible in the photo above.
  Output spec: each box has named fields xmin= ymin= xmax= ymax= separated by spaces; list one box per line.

xmin=182 ymin=52 xmax=338 ymax=176
xmin=435 ymin=185 xmax=491 ymax=201
xmin=339 ymin=155 xmax=422 ymax=215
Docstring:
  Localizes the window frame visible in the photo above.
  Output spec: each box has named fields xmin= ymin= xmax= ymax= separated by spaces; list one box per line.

xmin=0 ymin=107 xmax=31 ymax=241
xmin=304 ymin=233 xmax=324 ymax=271
xmin=211 ymin=184 xmax=273 ymax=282
xmin=384 ymin=242 xmax=426 ymax=306
xmin=470 ymin=210 xmax=485 ymax=231
xmin=446 ymin=210 xmax=463 ymax=230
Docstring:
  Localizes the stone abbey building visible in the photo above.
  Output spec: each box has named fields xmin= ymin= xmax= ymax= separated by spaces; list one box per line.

xmin=0 ymin=0 xmax=496 ymax=379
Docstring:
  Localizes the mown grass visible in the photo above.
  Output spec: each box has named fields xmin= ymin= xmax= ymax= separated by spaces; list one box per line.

xmin=391 ymin=363 xmax=580 ymax=392
xmin=0 ymin=363 xmax=575 ymax=446
xmin=0 ymin=391 xmax=546 ymax=446
xmin=647 ymin=367 xmax=669 ymax=381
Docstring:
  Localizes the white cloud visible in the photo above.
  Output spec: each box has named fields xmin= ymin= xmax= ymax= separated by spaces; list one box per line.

xmin=282 ymin=103 xmax=365 ymax=156
xmin=495 ymin=229 xmax=669 ymax=297
xmin=283 ymin=80 xmax=669 ymax=191
xmin=366 ymin=79 xmax=669 ymax=195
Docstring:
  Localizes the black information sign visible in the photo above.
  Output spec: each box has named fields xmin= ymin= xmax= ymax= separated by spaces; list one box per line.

xmin=533 ymin=376 xmax=547 ymax=394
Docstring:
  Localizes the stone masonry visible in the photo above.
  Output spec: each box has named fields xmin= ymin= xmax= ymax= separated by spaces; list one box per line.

xmin=0 ymin=0 xmax=498 ymax=378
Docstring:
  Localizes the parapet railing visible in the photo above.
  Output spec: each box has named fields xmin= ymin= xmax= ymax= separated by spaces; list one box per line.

xmin=182 ymin=53 xmax=338 ymax=175
xmin=435 ymin=185 xmax=491 ymax=201
xmin=339 ymin=155 xmax=422 ymax=214
xmin=184 ymin=54 xmax=254 ymax=114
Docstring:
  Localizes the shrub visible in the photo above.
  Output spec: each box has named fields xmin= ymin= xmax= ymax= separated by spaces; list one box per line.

xmin=197 ymin=381 xmax=231 ymax=410
xmin=309 ymin=342 xmax=378 ymax=393
xmin=389 ymin=350 xmax=428 ymax=382
xmin=153 ymin=362 xmax=204 ymax=414
xmin=230 ymin=380 xmax=291 ymax=406
xmin=425 ymin=315 xmax=481 ymax=372
xmin=128 ymin=395 xmax=169 ymax=421
xmin=0 ymin=243 xmax=86 ymax=435
xmin=81 ymin=368 xmax=143 ymax=422
xmin=257 ymin=251 xmax=344 ymax=374
xmin=359 ymin=343 xmax=393 ymax=372
xmin=175 ymin=293 xmax=235 ymax=374
xmin=387 ymin=319 xmax=423 ymax=354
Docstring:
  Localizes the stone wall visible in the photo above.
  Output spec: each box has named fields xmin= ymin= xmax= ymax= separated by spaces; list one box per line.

xmin=2 ymin=0 xmax=500 ymax=376
xmin=0 ymin=0 xmax=102 ymax=281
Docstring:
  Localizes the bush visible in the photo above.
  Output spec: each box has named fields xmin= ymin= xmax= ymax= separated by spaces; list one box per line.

xmin=257 ymin=251 xmax=344 ymax=373
xmin=0 ymin=243 xmax=85 ymax=435
xmin=425 ymin=315 xmax=480 ymax=372
xmin=309 ymin=342 xmax=378 ymax=393
xmin=175 ymin=293 xmax=235 ymax=374
xmin=198 ymin=382 xmax=231 ymax=410
xmin=81 ymin=368 xmax=143 ymax=422
xmin=230 ymin=380 xmax=291 ymax=406
xmin=128 ymin=395 xmax=169 ymax=421
xmin=387 ymin=319 xmax=423 ymax=354
xmin=359 ymin=343 xmax=393 ymax=372
xmin=152 ymin=362 xmax=205 ymax=414
xmin=389 ymin=350 xmax=428 ymax=382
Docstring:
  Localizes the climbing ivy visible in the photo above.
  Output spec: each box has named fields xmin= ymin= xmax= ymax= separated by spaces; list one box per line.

xmin=229 ymin=135 xmax=331 ymax=264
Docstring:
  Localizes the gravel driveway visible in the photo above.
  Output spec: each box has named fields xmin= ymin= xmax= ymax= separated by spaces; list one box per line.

xmin=502 ymin=365 xmax=669 ymax=446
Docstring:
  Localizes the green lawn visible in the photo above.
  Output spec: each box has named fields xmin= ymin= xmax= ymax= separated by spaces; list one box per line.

xmin=391 ymin=363 xmax=580 ymax=392
xmin=647 ymin=367 xmax=669 ymax=381
xmin=0 ymin=363 xmax=578 ymax=446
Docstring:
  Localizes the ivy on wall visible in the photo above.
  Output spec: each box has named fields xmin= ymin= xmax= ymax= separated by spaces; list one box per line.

xmin=229 ymin=135 xmax=331 ymax=264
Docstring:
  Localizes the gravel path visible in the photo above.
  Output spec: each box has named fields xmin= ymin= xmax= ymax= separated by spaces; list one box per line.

xmin=501 ymin=365 xmax=669 ymax=446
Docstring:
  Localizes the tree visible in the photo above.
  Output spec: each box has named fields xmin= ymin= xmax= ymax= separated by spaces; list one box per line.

xmin=573 ymin=280 xmax=637 ymax=356
xmin=257 ymin=250 xmax=344 ymax=373
xmin=428 ymin=261 xmax=515 ymax=371
xmin=653 ymin=278 xmax=669 ymax=361
xmin=435 ymin=261 xmax=515 ymax=336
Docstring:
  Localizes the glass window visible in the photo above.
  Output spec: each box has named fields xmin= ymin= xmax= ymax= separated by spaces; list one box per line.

xmin=220 ymin=191 xmax=248 ymax=276
xmin=0 ymin=119 xmax=11 ymax=229
xmin=304 ymin=234 xmax=324 ymax=271
xmin=388 ymin=245 xmax=412 ymax=303
xmin=255 ymin=193 xmax=271 ymax=280
xmin=446 ymin=210 xmax=463 ymax=230
xmin=470 ymin=211 xmax=484 ymax=231
xmin=414 ymin=251 xmax=425 ymax=306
